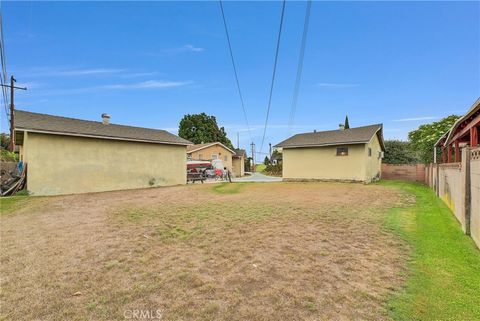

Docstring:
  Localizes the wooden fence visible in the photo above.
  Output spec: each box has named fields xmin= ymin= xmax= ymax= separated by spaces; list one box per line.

xmin=381 ymin=163 xmax=425 ymax=183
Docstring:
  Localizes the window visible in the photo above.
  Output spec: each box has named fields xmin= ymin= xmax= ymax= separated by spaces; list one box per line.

xmin=211 ymin=154 xmax=218 ymax=159
xmin=368 ymin=148 xmax=372 ymax=157
xmin=198 ymin=154 xmax=203 ymax=160
xmin=336 ymin=147 xmax=348 ymax=156
xmin=224 ymin=156 xmax=228 ymax=161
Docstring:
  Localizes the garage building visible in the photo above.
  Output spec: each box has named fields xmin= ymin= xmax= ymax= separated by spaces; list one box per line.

xmin=275 ymin=124 xmax=385 ymax=183
xmin=14 ymin=110 xmax=191 ymax=195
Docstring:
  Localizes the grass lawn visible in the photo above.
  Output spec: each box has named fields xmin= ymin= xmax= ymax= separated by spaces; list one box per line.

xmin=0 ymin=181 xmax=478 ymax=320
xmin=254 ymin=163 xmax=266 ymax=172
xmin=383 ymin=181 xmax=480 ymax=320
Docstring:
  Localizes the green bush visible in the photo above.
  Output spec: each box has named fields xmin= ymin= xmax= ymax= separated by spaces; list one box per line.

xmin=263 ymin=163 xmax=282 ymax=176
xmin=0 ymin=148 xmax=18 ymax=162
xmin=384 ymin=140 xmax=419 ymax=164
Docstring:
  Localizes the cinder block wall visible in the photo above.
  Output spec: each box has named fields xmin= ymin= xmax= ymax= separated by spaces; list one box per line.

xmin=428 ymin=148 xmax=480 ymax=249
xmin=470 ymin=150 xmax=480 ymax=247
xmin=381 ymin=164 xmax=425 ymax=183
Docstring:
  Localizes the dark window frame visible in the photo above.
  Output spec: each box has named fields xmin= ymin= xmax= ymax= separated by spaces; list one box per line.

xmin=336 ymin=147 xmax=349 ymax=156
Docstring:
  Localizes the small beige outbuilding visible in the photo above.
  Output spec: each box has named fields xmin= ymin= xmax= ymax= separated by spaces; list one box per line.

xmin=186 ymin=142 xmax=236 ymax=173
xmin=275 ymin=124 xmax=385 ymax=183
xmin=14 ymin=110 xmax=191 ymax=196
xmin=232 ymin=149 xmax=246 ymax=177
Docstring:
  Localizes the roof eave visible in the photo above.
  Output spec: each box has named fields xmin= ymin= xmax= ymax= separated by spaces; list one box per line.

xmin=274 ymin=141 xmax=370 ymax=149
xmin=187 ymin=142 xmax=236 ymax=155
xmin=443 ymin=97 xmax=480 ymax=147
xmin=15 ymin=128 xmax=191 ymax=146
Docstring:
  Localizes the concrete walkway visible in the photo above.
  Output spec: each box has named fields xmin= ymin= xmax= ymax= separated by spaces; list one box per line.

xmin=232 ymin=172 xmax=282 ymax=183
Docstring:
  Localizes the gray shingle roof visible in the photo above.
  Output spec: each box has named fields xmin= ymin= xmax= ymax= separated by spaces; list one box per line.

xmin=275 ymin=124 xmax=384 ymax=149
xmin=233 ymin=149 xmax=246 ymax=157
xmin=14 ymin=110 xmax=191 ymax=146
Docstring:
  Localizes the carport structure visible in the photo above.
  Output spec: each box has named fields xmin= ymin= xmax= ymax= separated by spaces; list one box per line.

xmin=436 ymin=98 xmax=480 ymax=163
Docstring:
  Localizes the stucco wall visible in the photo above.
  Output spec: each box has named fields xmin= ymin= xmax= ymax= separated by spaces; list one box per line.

xmin=282 ymin=144 xmax=367 ymax=182
xmin=188 ymin=144 xmax=233 ymax=172
xmin=365 ymin=134 xmax=383 ymax=182
xmin=22 ymin=132 xmax=187 ymax=196
xmin=232 ymin=156 xmax=244 ymax=177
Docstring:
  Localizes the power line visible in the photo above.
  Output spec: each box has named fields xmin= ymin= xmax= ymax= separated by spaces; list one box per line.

xmin=0 ymin=6 xmax=10 ymax=122
xmin=259 ymin=0 xmax=286 ymax=155
xmin=219 ymin=0 xmax=253 ymax=144
xmin=288 ymin=0 xmax=312 ymax=134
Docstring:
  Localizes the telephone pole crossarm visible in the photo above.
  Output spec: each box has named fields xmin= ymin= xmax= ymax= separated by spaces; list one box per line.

xmin=4 ymin=76 xmax=27 ymax=151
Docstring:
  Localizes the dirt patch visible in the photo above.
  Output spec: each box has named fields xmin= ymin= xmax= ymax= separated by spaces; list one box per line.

xmin=0 ymin=182 xmax=408 ymax=321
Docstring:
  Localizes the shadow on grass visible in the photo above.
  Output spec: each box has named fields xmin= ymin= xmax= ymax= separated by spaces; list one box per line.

xmin=379 ymin=180 xmax=480 ymax=321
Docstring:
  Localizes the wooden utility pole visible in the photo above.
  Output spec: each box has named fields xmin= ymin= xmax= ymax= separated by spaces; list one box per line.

xmin=250 ymin=142 xmax=255 ymax=172
xmin=1 ymin=76 xmax=27 ymax=151
xmin=269 ymin=143 xmax=272 ymax=161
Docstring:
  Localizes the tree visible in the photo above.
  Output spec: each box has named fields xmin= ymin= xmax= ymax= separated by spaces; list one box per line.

xmin=383 ymin=140 xmax=419 ymax=164
xmin=408 ymin=115 xmax=460 ymax=164
xmin=178 ymin=113 xmax=233 ymax=149
xmin=0 ymin=133 xmax=10 ymax=150
xmin=263 ymin=156 xmax=270 ymax=166
xmin=344 ymin=115 xmax=350 ymax=129
xmin=244 ymin=157 xmax=252 ymax=172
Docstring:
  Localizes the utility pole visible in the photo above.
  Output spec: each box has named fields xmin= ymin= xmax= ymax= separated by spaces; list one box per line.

xmin=269 ymin=143 xmax=272 ymax=161
xmin=1 ymin=76 xmax=27 ymax=151
xmin=250 ymin=142 xmax=255 ymax=172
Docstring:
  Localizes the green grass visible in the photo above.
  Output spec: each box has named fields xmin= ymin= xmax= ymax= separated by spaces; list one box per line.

xmin=382 ymin=181 xmax=480 ymax=321
xmin=254 ymin=164 xmax=266 ymax=172
xmin=0 ymin=195 xmax=29 ymax=216
xmin=211 ymin=182 xmax=247 ymax=194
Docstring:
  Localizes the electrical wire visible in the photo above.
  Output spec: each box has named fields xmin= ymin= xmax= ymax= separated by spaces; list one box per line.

xmin=259 ymin=0 xmax=286 ymax=155
xmin=0 ymin=5 xmax=10 ymax=123
xmin=288 ymin=0 xmax=312 ymax=134
xmin=219 ymin=0 xmax=253 ymax=144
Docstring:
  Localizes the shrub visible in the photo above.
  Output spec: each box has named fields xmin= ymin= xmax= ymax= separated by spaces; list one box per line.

xmin=0 ymin=148 xmax=18 ymax=162
xmin=263 ymin=163 xmax=282 ymax=176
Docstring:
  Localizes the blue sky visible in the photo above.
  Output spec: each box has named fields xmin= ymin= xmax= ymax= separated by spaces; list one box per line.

xmin=1 ymin=1 xmax=479 ymax=155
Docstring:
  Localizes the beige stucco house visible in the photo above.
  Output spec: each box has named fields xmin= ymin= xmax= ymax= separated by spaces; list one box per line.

xmin=275 ymin=124 xmax=385 ymax=183
xmin=232 ymin=149 xmax=246 ymax=177
xmin=14 ymin=110 xmax=191 ymax=196
xmin=186 ymin=142 xmax=237 ymax=174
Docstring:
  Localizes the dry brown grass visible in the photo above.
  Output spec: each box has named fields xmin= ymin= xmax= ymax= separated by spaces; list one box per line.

xmin=0 ymin=182 xmax=409 ymax=321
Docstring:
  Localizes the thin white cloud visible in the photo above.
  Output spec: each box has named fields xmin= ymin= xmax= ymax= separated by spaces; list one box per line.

xmin=23 ymin=67 xmax=162 ymax=78
xmin=182 ymin=44 xmax=204 ymax=52
xmin=102 ymin=80 xmax=191 ymax=90
xmin=28 ymin=67 xmax=126 ymax=77
xmin=37 ymin=80 xmax=192 ymax=96
xmin=146 ymin=44 xmax=205 ymax=56
xmin=316 ymin=83 xmax=359 ymax=88
xmin=119 ymin=71 xmax=160 ymax=78
xmin=393 ymin=116 xmax=438 ymax=122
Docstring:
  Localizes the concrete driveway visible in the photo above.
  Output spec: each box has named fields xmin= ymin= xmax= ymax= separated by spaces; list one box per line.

xmin=232 ymin=172 xmax=282 ymax=182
